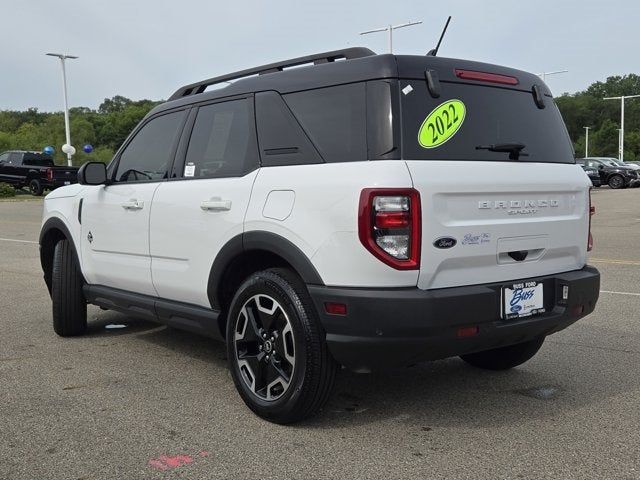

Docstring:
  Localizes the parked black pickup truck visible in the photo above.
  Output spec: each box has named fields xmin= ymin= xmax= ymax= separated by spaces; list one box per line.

xmin=0 ymin=150 xmax=79 ymax=195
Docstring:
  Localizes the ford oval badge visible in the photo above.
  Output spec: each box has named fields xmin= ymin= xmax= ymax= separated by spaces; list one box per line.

xmin=433 ymin=237 xmax=457 ymax=249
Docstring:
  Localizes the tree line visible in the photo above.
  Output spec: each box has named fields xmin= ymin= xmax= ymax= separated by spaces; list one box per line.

xmin=2 ymin=75 xmax=640 ymax=164
xmin=556 ymin=74 xmax=640 ymax=160
xmin=0 ymin=96 xmax=160 ymax=165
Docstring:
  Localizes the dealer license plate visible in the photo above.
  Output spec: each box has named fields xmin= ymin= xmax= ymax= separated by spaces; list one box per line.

xmin=502 ymin=281 xmax=545 ymax=319
xmin=64 ymin=181 xmax=71 ymax=185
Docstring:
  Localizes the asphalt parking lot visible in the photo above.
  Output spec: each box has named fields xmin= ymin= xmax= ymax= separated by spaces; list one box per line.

xmin=1 ymin=188 xmax=639 ymax=480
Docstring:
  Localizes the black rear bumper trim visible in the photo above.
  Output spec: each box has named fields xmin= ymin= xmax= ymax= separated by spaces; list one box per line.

xmin=308 ymin=266 xmax=600 ymax=371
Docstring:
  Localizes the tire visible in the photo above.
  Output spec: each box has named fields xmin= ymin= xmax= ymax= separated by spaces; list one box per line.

xmin=608 ymin=174 xmax=624 ymax=189
xmin=29 ymin=178 xmax=44 ymax=196
xmin=226 ymin=268 xmax=337 ymax=424
xmin=460 ymin=336 xmax=545 ymax=371
xmin=52 ymin=239 xmax=87 ymax=336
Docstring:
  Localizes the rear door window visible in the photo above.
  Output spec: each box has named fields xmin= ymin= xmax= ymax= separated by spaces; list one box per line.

xmin=22 ymin=154 xmax=53 ymax=167
xmin=401 ymin=81 xmax=574 ymax=163
xmin=183 ymin=98 xmax=258 ymax=178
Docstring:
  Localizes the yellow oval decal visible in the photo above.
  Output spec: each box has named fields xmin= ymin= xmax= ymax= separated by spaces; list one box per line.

xmin=418 ymin=99 xmax=466 ymax=149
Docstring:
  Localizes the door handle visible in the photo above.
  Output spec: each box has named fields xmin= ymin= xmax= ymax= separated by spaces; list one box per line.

xmin=121 ymin=199 xmax=144 ymax=210
xmin=200 ymin=198 xmax=232 ymax=211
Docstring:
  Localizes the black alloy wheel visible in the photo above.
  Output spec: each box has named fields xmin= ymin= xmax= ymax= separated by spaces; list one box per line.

xmin=29 ymin=178 xmax=44 ymax=196
xmin=226 ymin=268 xmax=337 ymax=424
xmin=608 ymin=174 xmax=624 ymax=189
xmin=234 ymin=293 xmax=296 ymax=401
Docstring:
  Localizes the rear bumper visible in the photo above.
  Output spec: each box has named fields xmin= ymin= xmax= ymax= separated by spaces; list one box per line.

xmin=308 ymin=266 xmax=600 ymax=371
xmin=49 ymin=179 xmax=75 ymax=188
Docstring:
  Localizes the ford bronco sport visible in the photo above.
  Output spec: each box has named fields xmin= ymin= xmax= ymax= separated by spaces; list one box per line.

xmin=39 ymin=48 xmax=600 ymax=423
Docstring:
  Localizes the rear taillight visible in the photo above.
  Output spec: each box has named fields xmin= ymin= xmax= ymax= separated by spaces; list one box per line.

xmin=588 ymin=189 xmax=595 ymax=252
xmin=46 ymin=168 xmax=54 ymax=181
xmin=358 ymin=188 xmax=421 ymax=270
xmin=454 ymin=69 xmax=519 ymax=86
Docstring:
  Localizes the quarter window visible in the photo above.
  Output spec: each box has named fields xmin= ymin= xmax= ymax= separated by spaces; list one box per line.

xmin=183 ymin=98 xmax=258 ymax=178
xmin=284 ymin=83 xmax=367 ymax=163
xmin=114 ymin=111 xmax=185 ymax=183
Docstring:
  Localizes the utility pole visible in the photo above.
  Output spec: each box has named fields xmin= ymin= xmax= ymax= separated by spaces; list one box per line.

xmin=538 ymin=70 xmax=568 ymax=83
xmin=603 ymin=94 xmax=640 ymax=161
xmin=584 ymin=126 xmax=591 ymax=157
xmin=46 ymin=53 xmax=78 ymax=166
xmin=360 ymin=21 xmax=422 ymax=53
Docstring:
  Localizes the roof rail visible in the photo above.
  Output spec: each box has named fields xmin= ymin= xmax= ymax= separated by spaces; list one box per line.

xmin=167 ymin=47 xmax=376 ymax=101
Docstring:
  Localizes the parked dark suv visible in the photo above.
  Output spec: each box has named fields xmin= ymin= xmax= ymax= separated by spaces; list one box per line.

xmin=576 ymin=158 xmax=639 ymax=189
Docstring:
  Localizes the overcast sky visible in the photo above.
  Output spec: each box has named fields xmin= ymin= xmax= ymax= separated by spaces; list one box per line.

xmin=2 ymin=0 xmax=639 ymax=111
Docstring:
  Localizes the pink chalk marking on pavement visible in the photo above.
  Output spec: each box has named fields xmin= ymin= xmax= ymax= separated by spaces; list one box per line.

xmin=148 ymin=454 xmax=194 ymax=471
xmin=198 ymin=451 xmax=210 ymax=457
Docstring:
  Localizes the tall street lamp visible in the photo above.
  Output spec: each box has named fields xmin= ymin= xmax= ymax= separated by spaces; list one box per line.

xmin=538 ymin=70 xmax=568 ymax=82
xmin=360 ymin=21 xmax=422 ymax=53
xmin=584 ymin=126 xmax=591 ymax=157
xmin=603 ymin=94 xmax=640 ymax=161
xmin=46 ymin=53 xmax=78 ymax=166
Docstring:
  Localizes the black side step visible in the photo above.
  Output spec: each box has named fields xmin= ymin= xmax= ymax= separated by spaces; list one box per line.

xmin=83 ymin=285 xmax=223 ymax=340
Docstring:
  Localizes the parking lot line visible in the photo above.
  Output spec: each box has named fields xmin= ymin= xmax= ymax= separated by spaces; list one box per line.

xmin=0 ymin=237 xmax=38 ymax=244
xmin=600 ymin=290 xmax=640 ymax=297
xmin=590 ymin=258 xmax=640 ymax=266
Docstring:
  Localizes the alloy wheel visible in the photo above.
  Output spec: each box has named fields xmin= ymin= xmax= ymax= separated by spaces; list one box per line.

xmin=234 ymin=294 xmax=296 ymax=401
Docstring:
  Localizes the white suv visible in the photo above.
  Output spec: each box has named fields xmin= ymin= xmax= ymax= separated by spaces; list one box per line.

xmin=39 ymin=48 xmax=600 ymax=423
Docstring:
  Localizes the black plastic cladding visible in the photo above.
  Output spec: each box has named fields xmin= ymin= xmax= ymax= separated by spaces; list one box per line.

xmin=150 ymin=51 xmax=552 ymax=122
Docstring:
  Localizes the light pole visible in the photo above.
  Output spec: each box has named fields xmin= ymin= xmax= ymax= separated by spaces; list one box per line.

xmin=360 ymin=21 xmax=422 ymax=53
xmin=618 ymin=129 xmax=623 ymax=159
xmin=46 ymin=53 xmax=78 ymax=166
xmin=584 ymin=126 xmax=591 ymax=157
xmin=603 ymin=94 xmax=640 ymax=161
xmin=538 ymin=70 xmax=568 ymax=83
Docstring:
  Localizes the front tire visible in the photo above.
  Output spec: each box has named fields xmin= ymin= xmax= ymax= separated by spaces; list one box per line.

xmin=460 ymin=336 xmax=545 ymax=370
xmin=608 ymin=174 xmax=624 ymax=189
xmin=226 ymin=268 xmax=337 ymax=424
xmin=52 ymin=239 xmax=87 ymax=336
xmin=29 ymin=178 xmax=44 ymax=196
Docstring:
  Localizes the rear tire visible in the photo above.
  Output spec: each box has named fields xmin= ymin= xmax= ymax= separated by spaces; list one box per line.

xmin=29 ymin=178 xmax=44 ymax=196
xmin=52 ymin=239 xmax=87 ymax=336
xmin=226 ymin=268 xmax=337 ymax=424
xmin=608 ymin=174 xmax=624 ymax=189
xmin=460 ymin=337 xmax=545 ymax=370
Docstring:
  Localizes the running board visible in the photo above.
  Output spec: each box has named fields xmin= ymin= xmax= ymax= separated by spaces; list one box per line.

xmin=83 ymin=285 xmax=223 ymax=340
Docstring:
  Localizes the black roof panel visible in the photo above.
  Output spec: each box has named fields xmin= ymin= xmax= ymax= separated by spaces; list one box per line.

xmin=148 ymin=49 xmax=549 ymax=118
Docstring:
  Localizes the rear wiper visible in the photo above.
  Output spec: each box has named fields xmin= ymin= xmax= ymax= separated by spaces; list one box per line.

xmin=475 ymin=142 xmax=528 ymax=160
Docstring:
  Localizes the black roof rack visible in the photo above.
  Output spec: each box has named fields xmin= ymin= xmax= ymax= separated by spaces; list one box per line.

xmin=167 ymin=47 xmax=376 ymax=101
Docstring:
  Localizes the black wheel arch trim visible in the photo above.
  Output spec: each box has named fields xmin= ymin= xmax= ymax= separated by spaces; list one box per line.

xmin=207 ymin=231 xmax=324 ymax=310
xmin=40 ymin=217 xmax=83 ymax=295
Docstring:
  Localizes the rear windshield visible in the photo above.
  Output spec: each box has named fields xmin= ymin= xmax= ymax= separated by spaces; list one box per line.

xmin=23 ymin=154 xmax=53 ymax=166
xmin=400 ymin=81 xmax=574 ymax=163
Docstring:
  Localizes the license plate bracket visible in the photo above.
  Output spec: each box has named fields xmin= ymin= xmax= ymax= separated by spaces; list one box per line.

xmin=502 ymin=281 xmax=545 ymax=320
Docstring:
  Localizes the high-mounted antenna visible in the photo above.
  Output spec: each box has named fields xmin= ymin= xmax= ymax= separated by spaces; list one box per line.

xmin=426 ymin=16 xmax=452 ymax=56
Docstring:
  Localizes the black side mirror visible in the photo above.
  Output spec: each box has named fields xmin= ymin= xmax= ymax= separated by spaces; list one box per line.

xmin=78 ymin=162 xmax=108 ymax=185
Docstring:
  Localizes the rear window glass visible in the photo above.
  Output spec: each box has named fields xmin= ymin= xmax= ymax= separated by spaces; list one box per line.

xmin=284 ymin=83 xmax=367 ymax=163
xmin=23 ymin=154 xmax=53 ymax=166
xmin=401 ymin=81 xmax=574 ymax=163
